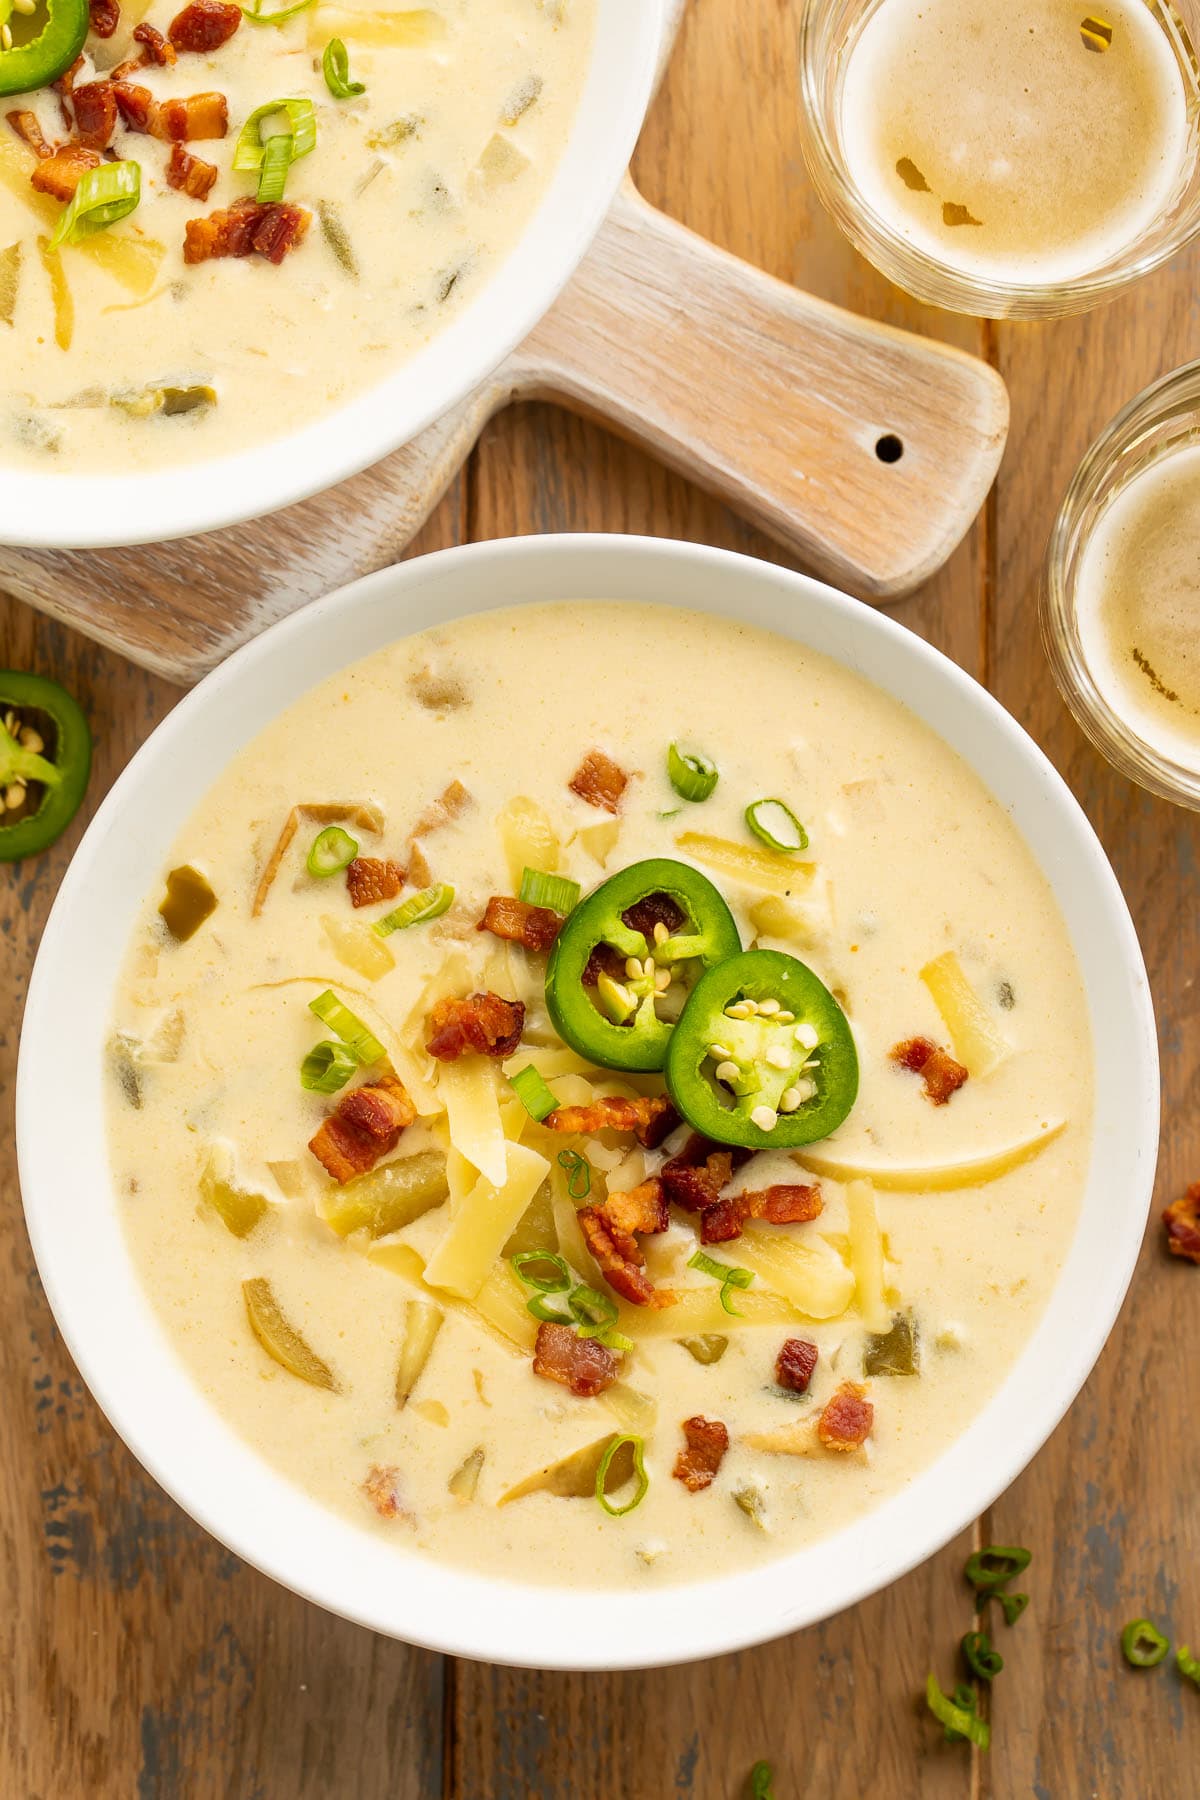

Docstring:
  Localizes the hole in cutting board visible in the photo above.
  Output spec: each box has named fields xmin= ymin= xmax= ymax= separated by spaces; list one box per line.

xmin=875 ymin=434 xmax=904 ymax=464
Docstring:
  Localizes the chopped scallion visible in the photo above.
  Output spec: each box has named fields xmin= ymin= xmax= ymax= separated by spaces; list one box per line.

xmin=749 ymin=1765 xmax=775 ymax=1800
xmin=308 ymin=989 xmax=385 ymax=1065
xmin=998 ymin=1591 xmax=1029 ymax=1627
xmin=373 ymin=882 xmax=454 ymax=937
xmin=50 ymin=160 xmax=140 ymax=250
xmin=688 ymin=1248 xmax=754 ymax=1315
xmin=668 ymin=743 xmax=718 ymax=803
xmin=300 ymin=1039 xmax=357 ymax=1094
xmin=568 ymin=1284 xmax=618 ymax=1337
xmin=509 ymin=1063 xmax=558 ymax=1122
xmin=511 ymin=1250 xmax=571 ymax=1294
xmin=595 ymin=1433 xmax=649 ymax=1518
xmin=322 ymin=34 xmax=364 ymax=98
xmin=307 ymin=825 xmax=358 ymax=878
xmin=233 ymin=99 xmax=317 ymax=189
xmin=961 ymin=1630 xmax=1003 ymax=1681
xmin=745 ymin=797 xmax=808 ymax=854
xmin=256 ymin=130 xmax=294 ymax=204
xmin=240 ymin=0 xmax=316 ymax=22
xmin=518 ymin=867 xmax=580 ymax=914
xmin=1177 ymin=1645 xmax=1200 ymax=1687
xmin=526 ymin=1293 xmax=574 ymax=1325
xmin=924 ymin=1673 xmax=989 ymax=1748
xmin=1121 ymin=1619 xmax=1169 ymax=1668
xmin=556 ymin=1147 xmax=591 ymax=1199
xmin=964 ymin=1545 xmax=1032 ymax=1593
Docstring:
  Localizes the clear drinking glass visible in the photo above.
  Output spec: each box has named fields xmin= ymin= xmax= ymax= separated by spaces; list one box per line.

xmin=1042 ymin=360 xmax=1200 ymax=808
xmin=798 ymin=0 xmax=1200 ymax=319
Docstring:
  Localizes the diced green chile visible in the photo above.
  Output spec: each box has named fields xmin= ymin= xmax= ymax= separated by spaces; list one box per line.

xmin=665 ymin=948 xmax=857 ymax=1149
xmin=864 ymin=1310 xmax=920 ymax=1377
xmin=0 ymin=670 xmax=91 ymax=861
xmin=544 ymin=858 xmax=741 ymax=1072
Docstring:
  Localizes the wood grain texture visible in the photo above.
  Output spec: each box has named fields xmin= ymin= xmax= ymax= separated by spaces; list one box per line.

xmin=1 ymin=0 xmax=1194 ymax=1795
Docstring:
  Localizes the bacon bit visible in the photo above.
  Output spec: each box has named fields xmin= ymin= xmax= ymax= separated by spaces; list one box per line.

xmin=112 ymin=81 xmax=155 ymax=133
xmin=158 ymin=90 xmax=227 ymax=141
xmin=776 ymin=1337 xmax=818 ymax=1394
xmin=578 ymin=1177 xmax=674 ymax=1311
xmin=361 ymin=1464 xmax=415 ymax=1522
xmin=544 ymin=1094 xmax=679 ymax=1148
xmin=599 ymin=1177 xmax=669 ymax=1251
xmin=426 ymin=991 xmax=525 ymax=1061
xmin=1164 ymin=1182 xmax=1200 ymax=1263
xmin=532 ymin=1321 xmax=618 ymax=1398
xmin=6 ymin=110 xmax=53 ymax=159
xmin=71 ymin=82 xmax=119 ymax=152
xmin=89 ymin=0 xmax=120 ymax=35
xmin=700 ymin=1181 xmax=824 ymax=1246
xmin=166 ymin=140 xmax=217 ymax=200
xmin=569 ymin=749 xmax=628 ymax=814
xmin=133 ymin=21 xmax=176 ymax=63
xmin=252 ymin=802 xmax=384 ymax=918
xmin=346 ymin=856 xmax=405 ymax=909
xmin=891 ymin=1036 xmax=969 ymax=1106
xmin=308 ymin=1073 xmax=415 ymax=1184
xmin=169 ymin=0 xmax=242 ymax=52
xmin=672 ymin=1415 xmax=729 ymax=1491
xmin=53 ymin=56 xmax=84 ymax=98
xmin=817 ymin=1380 xmax=874 ymax=1452
xmin=184 ymin=194 xmax=308 ymax=264
xmin=31 ymin=144 xmax=101 ymax=202
xmin=478 ymin=894 xmax=562 ymax=955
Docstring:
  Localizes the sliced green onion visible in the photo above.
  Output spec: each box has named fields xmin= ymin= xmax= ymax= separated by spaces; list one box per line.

xmin=233 ymin=98 xmax=317 ymax=177
xmin=509 ymin=1064 xmax=558 ymax=1123
xmin=511 ymin=1250 xmax=571 ymax=1294
xmin=518 ymin=867 xmax=580 ymax=914
xmin=50 ymin=161 xmax=140 ymax=250
xmin=322 ymin=35 xmax=364 ymax=97
xmin=595 ymin=1433 xmax=649 ymax=1518
xmin=255 ymin=131 xmax=294 ymax=203
xmin=998 ymin=1591 xmax=1029 ymax=1627
xmin=308 ymin=989 xmax=385 ymax=1065
xmin=307 ymin=825 xmax=358 ymax=878
xmin=961 ymin=1630 xmax=1003 ymax=1681
xmin=745 ymin=797 xmax=808 ymax=854
xmin=526 ymin=1293 xmax=573 ymax=1325
xmin=750 ymin=1765 xmax=775 ymax=1800
xmin=557 ymin=1147 xmax=591 ymax=1200
xmin=569 ymin=1284 xmax=618 ymax=1335
xmin=924 ymin=1673 xmax=989 ymax=1748
xmin=374 ymin=882 xmax=455 ymax=937
xmin=1121 ymin=1619 xmax=1169 ymax=1668
xmin=241 ymin=0 xmax=317 ymax=23
xmin=300 ymin=1039 xmax=357 ymax=1094
xmin=668 ymin=743 xmax=718 ymax=803
xmin=1177 ymin=1645 xmax=1200 ymax=1687
xmin=964 ymin=1545 xmax=1032 ymax=1593
xmin=688 ymin=1248 xmax=754 ymax=1316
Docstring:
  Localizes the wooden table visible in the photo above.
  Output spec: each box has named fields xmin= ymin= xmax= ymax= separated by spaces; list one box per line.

xmin=3 ymin=4 xmax=1198 ymax=1793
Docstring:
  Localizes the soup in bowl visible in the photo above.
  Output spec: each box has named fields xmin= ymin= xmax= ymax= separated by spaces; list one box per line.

xmin=16 ymin=536 xmax=1157 ymax=1667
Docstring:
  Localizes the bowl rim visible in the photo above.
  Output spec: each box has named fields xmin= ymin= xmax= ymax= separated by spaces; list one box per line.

xmin=16 ymin=534 xmax=1159 ymax=1670
xmin=0 ymin=0 xmax=666 ymax=550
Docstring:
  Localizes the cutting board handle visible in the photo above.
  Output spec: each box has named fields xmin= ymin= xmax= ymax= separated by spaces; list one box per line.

xmin=515 ymin=180 xmax=1008 ymax=599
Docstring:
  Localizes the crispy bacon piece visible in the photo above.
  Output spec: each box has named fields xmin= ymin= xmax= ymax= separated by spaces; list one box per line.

xmin=31 ymin=144 xmax=101 ymax=201
xmin=308 ymin=1074 xmax=416 ymax=1184
xmin=89 ymin=0 xmax=120 ymax=35
xmin=112 ymin=80 xmax=155 ymax=132
xmin=776 ymin=1337 xmax=819 ymax=1394
xmin=133 ymin=21 xmax=176 ymax=63
xmin=158 ymin=90 xmax=227 ymax=140
xmin=569 ymin=749 xmax=628 ymax=813
xmin=166 ymin=140 xmax=217 ymax=200
xmin=183 ymin=195 xmax=310 ymax=265
xmin=891 ymin=1036 xmax=968 ymax=1105
xmin=578 ymin=1178 xmax=674 ymax=1311
xmin=54 ymin=56 xmax=84 ymax=98
xmin=6 ymin=110 xmax=52 ymax=159
xmin=71 ymin=81 xmax=119 ymax=151
xmin=672 ymin=1415 xmax=729 ymax=1492
xmin=346 ymin=856 xmax=405 ymax=909
xmin=426 ymin=990 xmax=524 ymax=1061
xmin=478 ymin=894 xmax=562 ymax=955
xmin=169 ymin=0 xmax=242 ymax=52
xmin=362 ymin=1464 xmax=414 ymax=1522
xmin=661 ymin=1134 xmax=748 ymax=1211
xmin=532 ymin=1321 xmax=618 ymax=1398
xmin=544 ymin=1094 xmax=679 ymax=1148
xmin=817 ymin=1381 xmax=874 ymax=1452
xmin=1164 ymin=1182 xmax=1200 ymax=1263
xmin=701 ymin=1182 xmax=824 ymax=1246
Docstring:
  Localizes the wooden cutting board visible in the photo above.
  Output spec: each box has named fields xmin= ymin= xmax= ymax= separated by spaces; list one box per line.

xmin=0 ymin=5 xmax=1008 ymax=685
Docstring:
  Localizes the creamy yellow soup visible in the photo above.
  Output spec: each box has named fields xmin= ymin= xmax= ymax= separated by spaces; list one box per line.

xmin=107 ymin=603 xmax=1092 ymax=1588
xmin=0 ymin=0 xmax=594 ymax=472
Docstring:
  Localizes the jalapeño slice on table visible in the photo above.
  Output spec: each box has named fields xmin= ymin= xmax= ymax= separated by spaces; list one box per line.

xmin=0 ymin=671 xmax=91 ymax=862
xmin=0 ymin=0 xmax=88 ymax=96
xmin=666 ymin=947 xmax=858 ymax=1149
xmin=544 ymin=857 xmax=741 ymax=1071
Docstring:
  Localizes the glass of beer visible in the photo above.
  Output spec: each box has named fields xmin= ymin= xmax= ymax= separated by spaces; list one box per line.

xmin=1043 ymin=360 xmax=1200 ymax=807
xmin=799 ymin=0 xmax=1200 ymax=317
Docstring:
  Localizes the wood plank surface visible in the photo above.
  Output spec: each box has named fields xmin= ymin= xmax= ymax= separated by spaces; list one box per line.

xmin=1 ymin=0 xmax=1195 ymax=1796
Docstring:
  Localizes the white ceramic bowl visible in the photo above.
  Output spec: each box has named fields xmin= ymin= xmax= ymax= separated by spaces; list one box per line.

xmin=0 ymin=3 xmax=665 ymax=551
xmin=17 ymin=536 xmax=1158 ymax=1670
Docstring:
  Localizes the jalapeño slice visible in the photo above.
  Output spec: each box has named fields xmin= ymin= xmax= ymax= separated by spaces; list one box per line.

xmin=666 ymin=947 xmax=857 ymax=1149
xmin=0 ymin=670 xmax=91 ymax=862
xmin=0 ymin=0 xmax=89 ymax=98
xmin=544 ymin=857 xmax=741 ymax=1072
